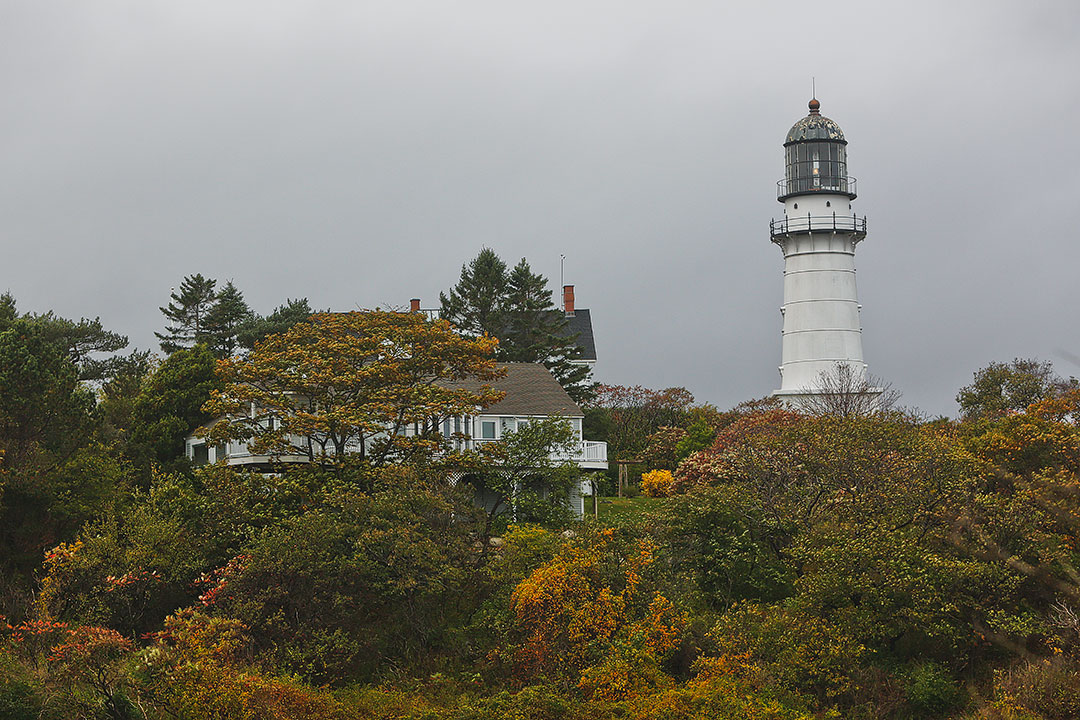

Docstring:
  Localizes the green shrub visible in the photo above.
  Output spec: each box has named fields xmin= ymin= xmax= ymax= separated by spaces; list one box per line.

xmin=0 ymin=680 xmax=41 ymax=720
xmin=904 ymin=662 xmax=965 ymax=716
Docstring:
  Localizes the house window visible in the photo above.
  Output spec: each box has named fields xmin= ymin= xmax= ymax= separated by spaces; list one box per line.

xmin=481 ymin=421 xmax=496 ymax=439
xmin=192 ymin=443 xmax=209 ymax=466
xmin=572 ymin=418 xmax=582 ymax=438
xmin=454 ymin=416 xmax=462 ymax=435
xmin=442 ymin=419 xmax=451 ymax=438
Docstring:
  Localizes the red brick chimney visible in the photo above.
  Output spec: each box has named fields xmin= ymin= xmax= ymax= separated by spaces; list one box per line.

xmin=562 ymin=285 xmax=575 ymax=316
xmin=409 ymin=298 xmax=421 ymax=313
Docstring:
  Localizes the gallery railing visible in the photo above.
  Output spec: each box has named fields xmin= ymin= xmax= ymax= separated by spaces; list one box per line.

xmin=770 ymin=213 xmax=867 ymax=239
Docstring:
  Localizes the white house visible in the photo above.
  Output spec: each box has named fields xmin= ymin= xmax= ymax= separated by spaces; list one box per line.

xmin=184 ymin=362 xmax=607 ymax=517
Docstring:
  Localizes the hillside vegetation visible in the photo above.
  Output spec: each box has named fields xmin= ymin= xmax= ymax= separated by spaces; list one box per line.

xmin=2 ymin=291 xmax=1079 ymax=719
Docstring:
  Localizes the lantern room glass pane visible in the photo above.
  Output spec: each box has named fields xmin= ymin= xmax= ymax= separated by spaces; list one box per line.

xmin=784 ymin=140 xmax=848 ymax=196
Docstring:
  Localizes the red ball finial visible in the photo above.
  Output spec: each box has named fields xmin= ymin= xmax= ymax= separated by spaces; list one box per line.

xmin=808 ymin=98 xmax=821 ymax=114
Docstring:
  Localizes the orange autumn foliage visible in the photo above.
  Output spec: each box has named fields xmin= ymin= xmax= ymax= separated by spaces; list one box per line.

xmin=508 ymin=530 xmax=688 ymax=699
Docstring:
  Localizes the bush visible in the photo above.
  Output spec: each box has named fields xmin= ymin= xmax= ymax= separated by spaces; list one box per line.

xmin=641 ymin=470 xmax=675 ymax=498
xmin=0 ymin=650 xmax=41 ymax=720
xmin=904 ymin=661 xmax=965 ymax=717
xmin=985 ymin=657 xmax=1080 ymax=720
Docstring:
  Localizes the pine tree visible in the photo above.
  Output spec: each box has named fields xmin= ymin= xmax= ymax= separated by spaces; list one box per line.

xmin=502 ymin=259 xmax=557 ymax=362
xmin=0 ymin=293 xmax=17 ymax=329
xmin=441 ymin=252 xmax=593 ymax=403
xmin=502 ymin=259 xmax=593 ymax=402
xmin=236 ymin=298 xmax=314 ymax=351
xmin=439 ymin=248 xmax=508 ymax=338
xmin=156 ymin=274 xmax=217 ymax=354
xmin=204 ymin=281 xmax=254 ymax=358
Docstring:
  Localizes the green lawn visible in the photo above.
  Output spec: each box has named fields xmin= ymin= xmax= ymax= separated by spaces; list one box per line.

xmin=584 ymin=494 xmax=662 ymax=525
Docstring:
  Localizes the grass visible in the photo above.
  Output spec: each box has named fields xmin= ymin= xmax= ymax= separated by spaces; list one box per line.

xmin=585 ymin=494 xmax=662 ymax=525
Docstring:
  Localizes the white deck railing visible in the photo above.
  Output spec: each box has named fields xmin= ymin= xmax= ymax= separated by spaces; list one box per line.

xmin=455 ymin=438 xmax=607 ymax=465
xmin=575 ymin=441 xmax=608 ymax=463
xmin=203 ymin=436 xmax=607 ymax=468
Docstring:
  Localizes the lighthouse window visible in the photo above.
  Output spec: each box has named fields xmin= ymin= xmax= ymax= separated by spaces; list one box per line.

xmin=785 ymin=142 xmax=850 ymax=196
xmin=826 ymin=201 xmax=831 ymax=207
xmin=793 ymin=203 xmax=798 ymax=209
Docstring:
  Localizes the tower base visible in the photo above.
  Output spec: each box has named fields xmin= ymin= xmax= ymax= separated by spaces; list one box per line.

xmin=772 ymin=387 xmax=884 ymax=415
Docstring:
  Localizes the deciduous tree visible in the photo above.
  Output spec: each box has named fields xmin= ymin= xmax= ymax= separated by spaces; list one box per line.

xmin=507 ymin=528 xmax=687 ymax=696
xmin=591 ymin=384 xmax=695 ymax=462
xmin=957 ymin=358 xmax=1075 ymax=420
xmin=796 ymin=362 xmax=900 ymax=418
xmin=205 ymin=310 xmax=504 ymax=467
xmin=465 ymin=418 xmax=583 ymax=536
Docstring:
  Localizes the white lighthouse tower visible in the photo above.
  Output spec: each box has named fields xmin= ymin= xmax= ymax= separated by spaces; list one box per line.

xmin=770 ymin=98 xmax=871 ymax=404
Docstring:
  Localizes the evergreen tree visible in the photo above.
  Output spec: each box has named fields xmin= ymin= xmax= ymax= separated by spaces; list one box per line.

xmin=0 ymin=318 xmax=92 ymax=465
xmin=0 ymin=292 xmax=17 ymax=328
xmin=204 ymin=281 xmax=254 ymax=358
xmin=502 ymin=259 xmax=557 ymax=361
xmin=439 ymin=248 xmax=507 ymax=338
xmin=440 ymin=251 xmax=593 ymax=403
xmin=156 ymin=274 xmax=217 ymax=354
xmin=2 ymin=293 xmax=129 ymax=381
xmin=502 ymin=259 xmax=592 ymax=403
xmin=236 ymin=298 xmax=313 ymax=350
xmin=24 ymin=314 xmax=129 ymax=381
xmin=0 ymin=310 xmax=128 ymax=580
xmin=130 ymin=343 xmax=222 ymax=465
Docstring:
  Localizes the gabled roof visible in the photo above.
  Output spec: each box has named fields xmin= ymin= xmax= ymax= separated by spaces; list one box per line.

xmin=559 ymin=309 xmax=596 ymax=362
xmin=449 ymin=362 xmax=583 ymax=417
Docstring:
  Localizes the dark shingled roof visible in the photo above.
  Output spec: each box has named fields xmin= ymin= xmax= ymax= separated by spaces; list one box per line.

xmin=557 ymin=309 xmax=596 ymax=362
xmin=449 ymin=363 xmax=583 ymax=416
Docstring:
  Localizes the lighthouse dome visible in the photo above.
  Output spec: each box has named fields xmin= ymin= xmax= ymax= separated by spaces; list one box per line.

xmin=785 ymin=99 xmax=846 ymax=145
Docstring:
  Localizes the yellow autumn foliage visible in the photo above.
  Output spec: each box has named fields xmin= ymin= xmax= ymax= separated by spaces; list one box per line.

xmin=508 ymin=530 xmax=689 ymax=701
xmin=641 ymin=469 xmax=675 ymax=497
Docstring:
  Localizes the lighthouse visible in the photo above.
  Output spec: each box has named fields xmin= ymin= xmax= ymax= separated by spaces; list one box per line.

xmin=770 ymin=98 xmax=872 ymax=404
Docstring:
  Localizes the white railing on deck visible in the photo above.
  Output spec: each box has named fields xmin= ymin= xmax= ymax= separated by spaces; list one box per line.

xmin=577 ymin=441 xmax=607 ymax=462
xmin=554 ymin=440 xmax=608 ymax=464
xmin=450 ymin=438 xmax=606 ymax=465
xmin=215 ymin=436 xmax=607 ymax=467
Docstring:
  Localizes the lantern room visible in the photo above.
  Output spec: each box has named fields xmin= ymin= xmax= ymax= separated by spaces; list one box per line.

xmin=778 ymin=98 xmax=857 ymax=201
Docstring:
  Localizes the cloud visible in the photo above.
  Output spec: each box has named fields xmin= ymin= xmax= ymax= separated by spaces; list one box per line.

xmin=1 ymin=0 xmax=1076 ymax=416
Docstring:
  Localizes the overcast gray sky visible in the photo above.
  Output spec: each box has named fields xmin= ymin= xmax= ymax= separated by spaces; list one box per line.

xmin=2 ymin=1 xmax=1077 ymax=416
